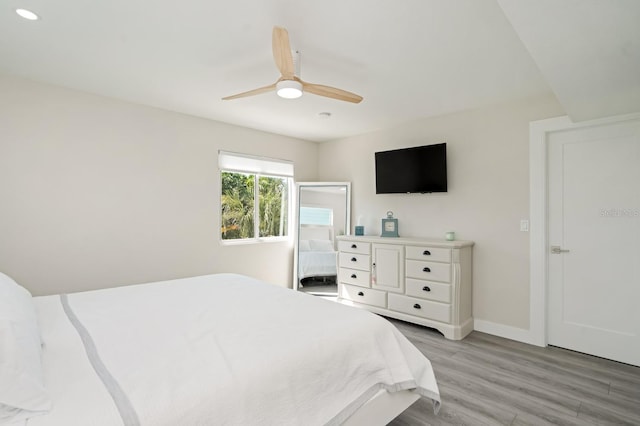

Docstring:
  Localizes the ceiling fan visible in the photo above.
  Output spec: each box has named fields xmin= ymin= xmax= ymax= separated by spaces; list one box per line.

xmin=222 ymin=27 xmax=363 ymax=104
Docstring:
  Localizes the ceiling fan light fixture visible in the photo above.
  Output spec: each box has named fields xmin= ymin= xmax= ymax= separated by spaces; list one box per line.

xmin=276 ymin=80 xmax=303 ymax=99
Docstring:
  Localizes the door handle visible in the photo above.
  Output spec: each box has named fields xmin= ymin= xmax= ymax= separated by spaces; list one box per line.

xmin=550 ymin=245 xmax=570 ymax=254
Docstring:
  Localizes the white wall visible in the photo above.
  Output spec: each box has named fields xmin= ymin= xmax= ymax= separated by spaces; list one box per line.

xmin=0 ymin=73 xmax=567 ymax=334
xmin=0 ymin=74 xmax=318 ymax=296
xmin=317 ymin=95 xmax=564 ymax=331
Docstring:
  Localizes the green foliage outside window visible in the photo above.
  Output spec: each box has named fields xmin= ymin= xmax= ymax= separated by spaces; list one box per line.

xmin=221 ymin=172 xmax=254 ymax=239
xmin=221 ymin=171 xmax=289 ymax=240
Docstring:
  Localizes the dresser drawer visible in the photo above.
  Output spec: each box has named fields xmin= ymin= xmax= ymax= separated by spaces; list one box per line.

xmin=338 ymin=240 xmax=371 ymax=255
xmin=405 ymin=278 xmax=451 ymax=303
xmin=341 ymin=284 xmax=386 ymax=308
xmin=339 ymin=252 xmax=370 ymax=271
xmin=405 ymin=246 xmax=451 ymax=263
xmin=338 ymin=268 xmax=371 ymax=288
xmin=388 ymin=294 xmax=451 ymax=323
xmin=406 ymin=260 xmax=451 ymax=283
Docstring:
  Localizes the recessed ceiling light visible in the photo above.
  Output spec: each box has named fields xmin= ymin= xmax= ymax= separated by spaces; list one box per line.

xmin=16 ymin=8 xmax=39 ymax=21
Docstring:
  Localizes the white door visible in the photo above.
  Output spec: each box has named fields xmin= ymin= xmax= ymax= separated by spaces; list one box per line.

xmin=548 ymin=118 xmax=640 ymax=366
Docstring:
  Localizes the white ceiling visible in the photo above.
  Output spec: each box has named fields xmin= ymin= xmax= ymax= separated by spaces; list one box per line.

xmin=1 ymin=0 xmax=638 ymax=142
xmin=498 ymin=0 xmax=640 ymax=122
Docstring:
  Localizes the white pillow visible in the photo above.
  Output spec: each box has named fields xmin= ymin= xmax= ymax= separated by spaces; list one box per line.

xmin=298 ymin=240 xmax=311 ymax=252
xmin=309 ymin=239 xmax=335 ymax=252
xmin=0 ymin=272 xmax=51 ymax=422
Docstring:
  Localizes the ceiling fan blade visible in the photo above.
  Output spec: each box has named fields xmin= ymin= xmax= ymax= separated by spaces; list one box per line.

xmin=272 ymin=27 xmax=295 ymax=79
xmin=222 ymin=83 xmax=276 ymax=100
xmin=301 ymin=81 xmax=363 ymax=104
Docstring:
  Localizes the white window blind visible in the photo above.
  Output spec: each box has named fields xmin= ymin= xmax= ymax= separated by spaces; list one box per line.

xmin=300 ymin=207 xmax=333 ymax=226
xmin=218 ymin=151 xmax=294 ymax=177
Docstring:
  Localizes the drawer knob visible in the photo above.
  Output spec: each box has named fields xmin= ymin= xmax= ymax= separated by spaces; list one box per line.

xmin=357 ymin=291 xmax=364 ymax=296
xmin=423 ymin=250 xmax=431 ymax=256
xmin=350 ymin=274 xmax=357 ymax=279
xmin=351 ymin=257 xmax=357 ymax=262
xmin=351 ymin=244 xmax=357 ymax=249
xmin=413 ymin=303 xmax=421 ymax=309
xmin=422 ymin=267 xmax=431 ymax=273
xmin=422 ymin=286 xmax=431 ymax=292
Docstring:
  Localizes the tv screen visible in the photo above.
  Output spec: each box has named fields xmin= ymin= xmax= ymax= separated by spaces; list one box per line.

xmin=375 ymin=143 xmax=447 ymax=194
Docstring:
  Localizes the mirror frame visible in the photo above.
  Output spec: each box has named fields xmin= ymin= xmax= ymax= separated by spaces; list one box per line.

xmin=293 ymin=182 xmax=351 ymax=292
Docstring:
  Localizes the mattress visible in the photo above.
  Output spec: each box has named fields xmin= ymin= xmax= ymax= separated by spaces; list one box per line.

xmin=24 ymin=273 xmax=439 ymax=425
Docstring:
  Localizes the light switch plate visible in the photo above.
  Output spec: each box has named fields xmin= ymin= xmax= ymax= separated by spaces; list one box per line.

xmin=520 ymin=219 xmax=529 ymax=232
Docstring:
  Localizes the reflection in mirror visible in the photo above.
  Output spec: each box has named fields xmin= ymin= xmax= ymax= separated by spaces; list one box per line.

xmin=294 ymin=182 xmax=351 ymax=298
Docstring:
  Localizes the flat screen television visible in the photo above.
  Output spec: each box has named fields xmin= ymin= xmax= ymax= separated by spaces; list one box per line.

xmin=375 ymin=143 xmax=447 ymax=194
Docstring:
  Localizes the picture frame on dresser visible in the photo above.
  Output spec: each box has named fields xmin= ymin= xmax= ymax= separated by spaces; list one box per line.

xmin=336 ymin=235 xmax=474 ymax=340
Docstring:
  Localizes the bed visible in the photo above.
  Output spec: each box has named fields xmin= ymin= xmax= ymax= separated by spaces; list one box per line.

xmin=298 ymin=239 xmax=338 ymax=281
xmin=297 ymin=226 xmax=338 ymax=284
xmin=1 ymin=272 xmax=440 ymax=425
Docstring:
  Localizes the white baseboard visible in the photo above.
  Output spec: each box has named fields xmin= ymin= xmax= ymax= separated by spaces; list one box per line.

xmin=473 ymin=319 xmax=541 ymax=346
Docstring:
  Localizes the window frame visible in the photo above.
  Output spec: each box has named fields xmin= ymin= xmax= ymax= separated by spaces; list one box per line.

xmin=219 ymin=152 xmax=293 ymax=245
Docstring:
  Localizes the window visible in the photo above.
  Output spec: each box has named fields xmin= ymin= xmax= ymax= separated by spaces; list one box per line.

xmin=299 ymin=206 xmax=333 ymax=226
xmin=219 ymin=151 xmax=293 ymax=242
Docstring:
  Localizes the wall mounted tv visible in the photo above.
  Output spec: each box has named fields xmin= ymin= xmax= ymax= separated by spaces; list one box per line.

xmin=375 ymin=143 xmax=447 ymax=194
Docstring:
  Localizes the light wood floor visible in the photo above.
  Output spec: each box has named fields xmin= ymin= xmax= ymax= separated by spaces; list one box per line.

xmin=388 ymin=319 xmax=640 ymax=426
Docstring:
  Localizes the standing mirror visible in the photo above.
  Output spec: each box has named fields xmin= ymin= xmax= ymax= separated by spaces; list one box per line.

xmin=294 ymin=182 xmax=351 ymax=297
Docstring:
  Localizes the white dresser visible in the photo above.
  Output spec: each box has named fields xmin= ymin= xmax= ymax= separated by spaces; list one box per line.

xmin=336 ymin=235 xmax=474 ymax=340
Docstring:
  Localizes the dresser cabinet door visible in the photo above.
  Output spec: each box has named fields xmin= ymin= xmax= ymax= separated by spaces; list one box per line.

xmin=372 ymin=244 xmax=404 ymax=294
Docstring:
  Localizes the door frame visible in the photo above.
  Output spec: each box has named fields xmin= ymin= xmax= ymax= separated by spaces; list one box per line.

xmin=529 ymin=112 xmax=640 ymax=347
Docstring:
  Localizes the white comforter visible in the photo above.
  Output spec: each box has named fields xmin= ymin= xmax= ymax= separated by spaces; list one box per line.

xmin=298 ymin=251 xmax=338 ymax=279
xmin=28 ymin=274 xmax=440 ymax=425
